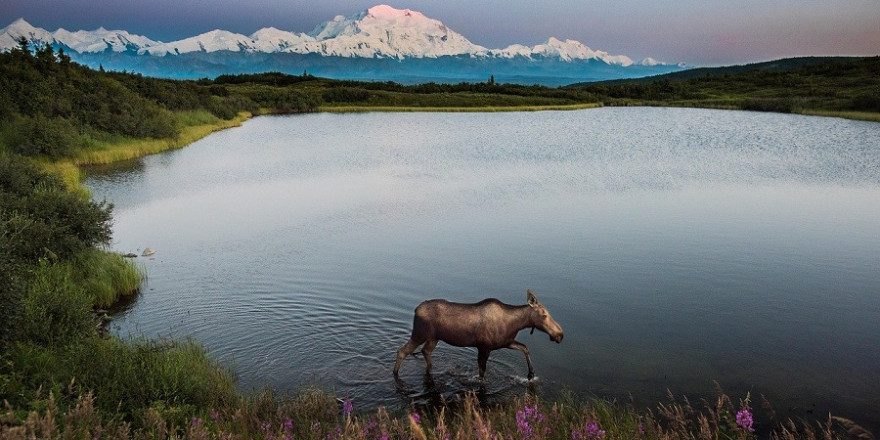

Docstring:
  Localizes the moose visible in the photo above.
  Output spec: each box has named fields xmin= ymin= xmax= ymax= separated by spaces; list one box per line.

xmin=393 ymin=289 xmax=564 ymax=379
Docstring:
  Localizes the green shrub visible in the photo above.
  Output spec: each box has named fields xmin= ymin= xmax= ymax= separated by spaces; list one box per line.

xmin=5 ymin=115 xmax=80 ymax=159
xmin=322 ymin=86 xmax=371 ymax=103
xmin=850 ymin=93 xmax=880 ymax=112
xmin=0 ymin=155 xmax=113 ymax=263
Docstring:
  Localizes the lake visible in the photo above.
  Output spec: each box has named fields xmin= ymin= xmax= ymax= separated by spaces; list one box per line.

xmin=83 ymin=107 xmax=880 ymax=430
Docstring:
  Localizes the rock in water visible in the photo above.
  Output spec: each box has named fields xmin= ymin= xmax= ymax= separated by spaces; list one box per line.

xmin=142 ymin=247 xmax=155 ymax=257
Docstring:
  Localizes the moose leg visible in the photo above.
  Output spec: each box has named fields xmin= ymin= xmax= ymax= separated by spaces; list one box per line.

xmin=477 ymin=348 xmax=490 ymax=379
xmin=422 ymin=339 xmax=438 ymax=373
xmin=507 ymin=341 xmax=535 ymax=379
xmin=393 ymin=337 xmax=424 ymax=376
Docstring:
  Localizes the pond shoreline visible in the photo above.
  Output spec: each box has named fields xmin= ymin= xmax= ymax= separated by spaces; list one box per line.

xmin=71 ymin=103 xmax=877 ymax=185
xmin=84 ymin=108 xmax=880 ymax=434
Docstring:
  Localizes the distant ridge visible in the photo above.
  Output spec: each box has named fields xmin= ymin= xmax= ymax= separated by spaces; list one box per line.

xmin=566 ymin=56 xmax=867 ymax=87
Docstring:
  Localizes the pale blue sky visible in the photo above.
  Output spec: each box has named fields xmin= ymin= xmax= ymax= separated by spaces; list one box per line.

xmin=2 ymin=0 xmax=878 ymax=65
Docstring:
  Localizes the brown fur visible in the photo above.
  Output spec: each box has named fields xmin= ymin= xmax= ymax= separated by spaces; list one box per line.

xmin=393 ymin=290 xmax=564 ymax=379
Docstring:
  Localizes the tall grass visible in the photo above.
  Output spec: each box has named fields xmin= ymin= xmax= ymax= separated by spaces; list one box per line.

xmin=796 ymin=110 xmax=880 ymax=123
xmin=320 ymin=103 xmax=602 ymax=113
xmin=70 ymin=248 xmax=144 ymax=307
xmin=2 ymin=337 xmax=238 ymax=428
xmin=73 ymin=111 xmax=251 ymax=166
xmin=2 ymin=389 xmax=872 ymax=440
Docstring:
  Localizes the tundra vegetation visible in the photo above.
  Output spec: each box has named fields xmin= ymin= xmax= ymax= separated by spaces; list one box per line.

xmin=1 ymin=41 xmax=877 ymax=438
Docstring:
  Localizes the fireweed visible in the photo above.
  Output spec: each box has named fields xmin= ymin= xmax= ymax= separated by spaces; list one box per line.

xmin=0 ymin=389 xmax=871 ymax=440
xmin=736 ymin=409 xmax=755 ymax=433
xmin=516 ymin=404 xmax=551 ymax=440
xmin=571 ymin=421 xmax=606 ymax=440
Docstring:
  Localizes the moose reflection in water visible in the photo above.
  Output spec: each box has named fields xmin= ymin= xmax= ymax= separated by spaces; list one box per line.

xmin=393 ymin=290 xmax=564 ymax=380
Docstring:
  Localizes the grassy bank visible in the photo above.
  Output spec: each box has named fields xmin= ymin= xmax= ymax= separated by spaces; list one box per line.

xmin=796 ymin=109 xmax=880 ymax=123
xmin=320 ymin=103 xmax=602 ymax=113
xmin=3 ymin=387 xmax=871 ymax=440
xmin=73 ymin=111 xmax=252 ymax=166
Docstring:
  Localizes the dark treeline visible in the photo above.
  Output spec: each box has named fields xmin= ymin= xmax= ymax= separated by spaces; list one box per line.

xmin=215 ymin=71 xmax=599 ymax=103
xmin=569 ymin=56 xmax=880 ymax=114
xmin=0 ymin=39 xmax=263 ymax=159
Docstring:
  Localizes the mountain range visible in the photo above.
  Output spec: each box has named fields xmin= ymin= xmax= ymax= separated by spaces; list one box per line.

xmin=1 ymin=4 xmax=683 ymax=85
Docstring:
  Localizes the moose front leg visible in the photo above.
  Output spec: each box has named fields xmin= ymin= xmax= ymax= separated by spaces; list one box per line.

xmin=477 ymin=348 xmax=490 ymax=379
xmin=508 ymin=341 xmax=535 ymax=379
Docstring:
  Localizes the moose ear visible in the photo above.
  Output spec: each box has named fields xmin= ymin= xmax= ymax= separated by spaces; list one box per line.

xmin=527 ymin=289 xmax=538 ymax=306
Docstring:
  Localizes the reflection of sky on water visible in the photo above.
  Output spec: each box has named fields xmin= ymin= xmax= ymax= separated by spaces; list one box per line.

xmin=85 ymin=108 xmax=880 ymax=430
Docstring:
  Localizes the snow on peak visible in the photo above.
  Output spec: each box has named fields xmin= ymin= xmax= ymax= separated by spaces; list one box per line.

xmin=491 ymin=36 xmax=634 ymax=65
xmin=307 ymin=4 xmax=487 ymax=58
xmin=55 ymin=27 xmax=159 ymax=53
xmin=1 ymin=18 xmax=53 ymax=48
xmin=1 ymin=18 xmax=158 ymax=53
xmin=365 ymin=4 xmax=426 ymax=20
xmin=142 ymin=29 xmax=254 ymax=56
xmin=249 ymin=27 xmax=317 ymax=53
xmin=1 ymin=7 xmax=668 ymax=66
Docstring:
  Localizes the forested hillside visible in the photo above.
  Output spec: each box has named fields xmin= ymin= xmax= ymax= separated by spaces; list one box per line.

xmin=0 ymin=38 xmax=265 ymax=159
xmin=568 ymin=56 xmax=880 ymax=116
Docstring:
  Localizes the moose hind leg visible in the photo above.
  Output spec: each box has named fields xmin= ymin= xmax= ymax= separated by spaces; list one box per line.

xmin=421 ymin=339 xmax=438 ymax=373
xmin=508 ymin=341 xmax=535 ymax=379
xmin=393 ymin=337 xmax=424 ymax=376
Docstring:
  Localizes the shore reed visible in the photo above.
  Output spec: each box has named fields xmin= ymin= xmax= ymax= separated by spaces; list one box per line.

xmin=2 ymin=388 xmax=872 ymax=440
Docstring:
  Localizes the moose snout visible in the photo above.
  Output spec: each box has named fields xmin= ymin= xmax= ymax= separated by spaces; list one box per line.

xmin=551 ymin=332 xmax=563 ymax=343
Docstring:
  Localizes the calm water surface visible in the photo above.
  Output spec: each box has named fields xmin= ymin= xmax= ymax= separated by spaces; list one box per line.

xmin=84 ymin=108 xmax=880 ymax=429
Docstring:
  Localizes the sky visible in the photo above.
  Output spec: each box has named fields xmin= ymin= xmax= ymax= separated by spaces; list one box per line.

xmin=2 ymin=0 xmax=879 ymax=66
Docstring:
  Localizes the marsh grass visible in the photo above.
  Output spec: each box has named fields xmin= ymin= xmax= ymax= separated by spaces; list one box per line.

xmin=796 ymin=110 xmax=880 ymax=123
xmin=320 ymin=103 xmax=602 ymax=113
xmin=2 ymin=388 xmax=871 ymax=440
xmin=73 ymin=112 xmax=251 ymax=166
xmin=70 ymin=248 xmax=145 ymax=307
xmin=2 ymin=337 xmax=238 ymax=429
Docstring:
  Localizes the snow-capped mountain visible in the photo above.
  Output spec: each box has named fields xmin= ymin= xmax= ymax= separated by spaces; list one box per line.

xmin=1 ymin=5 xmax=683 ymax=84
xmin=0 ymin=17 xmax=158 ymax=53
xmin=493 ymin=37 xmax=634 ymax=65
xmin=306 ymin=4 xmax=488 ymax=59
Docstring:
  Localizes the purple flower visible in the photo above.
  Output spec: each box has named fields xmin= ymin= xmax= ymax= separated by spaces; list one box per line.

xmin=191 ymin=417 xmax=203 ymax=427
xmin=343 ymin=397 xmax=354 ymax=415
xmin=211 ymin=410 xmax=220 ymax=421
xmin=585 ymin=422 xmax=605 ymax=440
xmin=411 ymin=412 xmax=421 ymax=424
xmin=573 ymin=421 xmax=605 ymax=440
xmin=736 ymin=409 xmax=754 ymax=433
xmin=284 ymin=419 xmax=294 ymax=431
xmin=516 ymin=404 xmax=547 ymax=440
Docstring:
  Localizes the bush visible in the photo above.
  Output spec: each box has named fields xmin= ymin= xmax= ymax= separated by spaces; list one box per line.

xmin=5 ymin=115 xmax=80 ymax=159
xmin=849 ymin=93 xmax=880 ymax=112
xmin=0 ymin=155 xmax=113 ymax=264
xmin=322 ymin=87 xmax=371 ymax=103
xmin=741 ymin=97 xmax=794 ymax=113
